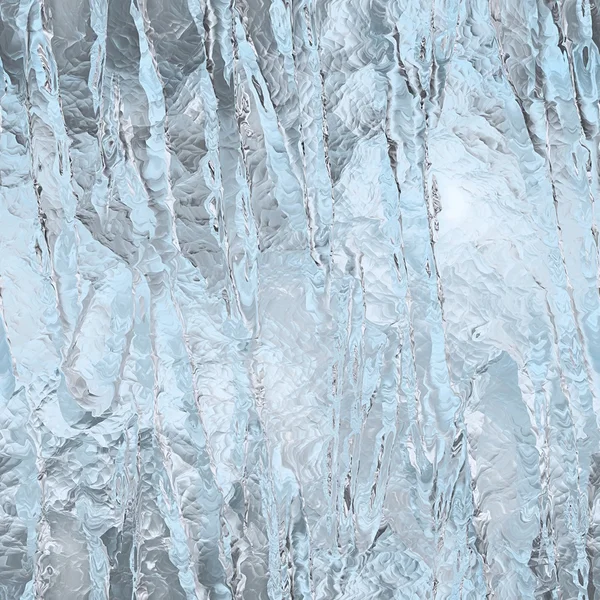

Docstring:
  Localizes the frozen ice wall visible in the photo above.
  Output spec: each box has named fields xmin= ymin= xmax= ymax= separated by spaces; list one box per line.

xmin=0 ymin=0 xmax=599 ymax=597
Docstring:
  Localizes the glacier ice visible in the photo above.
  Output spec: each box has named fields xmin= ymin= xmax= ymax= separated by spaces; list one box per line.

xmin=0 ymin=0 xmax=599 ymax=597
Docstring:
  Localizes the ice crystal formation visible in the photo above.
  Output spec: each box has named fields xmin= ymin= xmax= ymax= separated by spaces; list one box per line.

xmin=0 ymin=0 xmax=599 ymax=597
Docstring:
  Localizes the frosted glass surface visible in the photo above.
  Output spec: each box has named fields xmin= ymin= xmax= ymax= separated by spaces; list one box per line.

xmin=0 ymin=0 xmax=599 ymax=597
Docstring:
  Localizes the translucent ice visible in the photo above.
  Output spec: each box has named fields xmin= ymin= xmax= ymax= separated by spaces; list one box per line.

xmin=0 ymin=0 xmax=599 ymax=597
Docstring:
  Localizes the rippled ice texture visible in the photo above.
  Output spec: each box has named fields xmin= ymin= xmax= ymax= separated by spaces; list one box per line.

xmin=0 ymin=0 xmax=600 ymax=597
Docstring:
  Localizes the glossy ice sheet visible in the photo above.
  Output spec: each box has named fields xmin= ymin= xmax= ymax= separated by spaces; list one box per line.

xmin=0 ymin=0 xmax=599 ymax=597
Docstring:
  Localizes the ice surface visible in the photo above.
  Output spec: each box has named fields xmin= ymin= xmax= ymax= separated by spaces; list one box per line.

xmin=0 ymin=0 xmax=599 ymax=597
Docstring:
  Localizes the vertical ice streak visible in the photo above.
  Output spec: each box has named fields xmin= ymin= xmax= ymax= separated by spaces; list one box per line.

xmin=0 ymin=0 xmax=600 ymax=598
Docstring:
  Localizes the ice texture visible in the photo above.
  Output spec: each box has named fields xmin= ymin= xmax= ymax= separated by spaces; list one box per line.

xmin=0 ymin=0 xmax=599 ymax=597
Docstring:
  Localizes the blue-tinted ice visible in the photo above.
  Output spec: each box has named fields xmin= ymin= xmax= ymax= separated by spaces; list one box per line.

xmin=0 ymin=0 xmax=599 ymax=597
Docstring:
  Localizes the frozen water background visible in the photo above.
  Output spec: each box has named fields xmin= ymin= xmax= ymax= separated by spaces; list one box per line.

xmin=0 ymin=0 xmax=599 ymax=597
